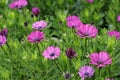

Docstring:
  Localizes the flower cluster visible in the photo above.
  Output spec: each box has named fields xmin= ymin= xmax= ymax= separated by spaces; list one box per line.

xmin=5 ymin=0 xmax=119 ymax=79
xmin=65 ymin=15 xmax=113 ymax=80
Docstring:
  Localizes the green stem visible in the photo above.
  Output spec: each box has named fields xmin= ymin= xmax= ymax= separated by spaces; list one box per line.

xmin=36 ymin=43 xmax=40 ymax=56
xmin=85 ymin=38 xmax=88 ymax=54
xmin=1 ymin=46 xmax=7 ymax=55
xmin=69 ymin=59 xmax=72 ymax=73
xmin=6 ymin=42 xmax=12 ymax=53
xmin=72 ymin=28 xmax=75 ymax=38
xmin=109 ymin=65 xmax=111 ymax=78
xmin=98 ymin=68 xmax=102 ymax=79
xmin=69 ymin=59 xmax=72 ymax=80
xmin=54 ymin=60 xmax=62 ymax=73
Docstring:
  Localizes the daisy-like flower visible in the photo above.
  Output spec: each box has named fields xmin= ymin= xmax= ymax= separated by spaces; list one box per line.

xmin=32 ymin=7 xmax=40 ymax=17
xmin=66 ymin=15 xmax=82 ymax=28
xmin=0 ymin=28 xmax=8 ymax=37
xmin=87 ymin=0 xmax=94 ymax=3
xmin=89 ymin=51 xmax=112 ymax=68
xmin=0 ymin=35 xmax=7 ymax=46
xmin=76 ymin=24 xmax=98 ymax=38
xmin=108 ymin=30 xmax=120 ymax=40
xmin=66 ymin=48 xmax=77 ymax=59
xmin=78 ymin=66 xmax=94 ymax=80
xmin=117 ymin=15 xmax=120 ymax=22
xmin=9 ymin=0 xmax=28 ymax=9
xmin=42 ymin=46 xmax=60 ymax=60
xmin=27 ymin=31 xmax=44 ymax=43
xmin=32 ymin=21 xmax=47 ymax=30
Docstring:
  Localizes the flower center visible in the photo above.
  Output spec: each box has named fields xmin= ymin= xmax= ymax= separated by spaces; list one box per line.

xmin=84 ymin=72 xmax=89 ymax=76
xmin=38 ymin=26 xmax=42 ymax=30
xmin=84 ymin=33 xmax=89 ymax=36
xmin=50 ymin=53 xmax=55 ymax=57
xmin=33 ymin=38 xmax=39 ymax=42
xmin=98 ymin=61 xmax=103 ymax=64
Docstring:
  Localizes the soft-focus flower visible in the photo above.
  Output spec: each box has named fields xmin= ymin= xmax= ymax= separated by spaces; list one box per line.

xmin=108 ymin=30 xmax=120 ymax=40
xmin=0 ymin=35 xmax=7 ymax=46
xmin=9 ymin=0 xmax=28 ymax=9
xmin=117 ymin=15 xmax=120 ymax=22
xmin=66 ymin=48 xmax=77 ymax=59
xmin=87 ymin=0 xmax=94 ymax=3
xmin=27 ymin=31 xmax=44 ymax=43
xmin=64 ymin=73 xmax=71 ymax=79
xmin=89 ymin=51 xmax=112 ymax=68
xmin=76 ymin=24 xmax=98 ymax=38
xmin=78 ymin=66 xmax=94 ymax=80
xmin=66 ymin=15 xmax=82 ymax=28
xmin=32 ymin=21 xmax=47 ymax=30
xmin=32 ymin=7 xmax=40 ymax=17
xmin=106 ymin=78 xmax=114 ymax=80
xmin=42 ymin=46 xmax=60 ymax=60
xmin=0 ymin=28 xmax=8 ymax=37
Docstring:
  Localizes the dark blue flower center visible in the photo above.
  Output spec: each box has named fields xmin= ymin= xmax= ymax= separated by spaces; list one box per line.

xmin=33 ymin=38 xmax=39 ymax=42
xmin=84 ymin=72 xmax=89 ymax=76
xmin=50 ymin=53 xmax=55 ymax=57
xmin=38 ymin=26 xmax=42 ymax=30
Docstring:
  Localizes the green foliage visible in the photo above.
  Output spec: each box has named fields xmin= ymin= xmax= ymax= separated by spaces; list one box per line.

xmin=0 ymin=0 xmax=120 ymax=80
xmin=106 ymin=0 xmax=120 ymax=30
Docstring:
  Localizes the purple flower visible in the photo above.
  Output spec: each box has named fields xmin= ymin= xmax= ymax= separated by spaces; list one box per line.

xmin=66 ymin=48 xmax=77 ymax=59
xmin=32 ymin=21 xmax=47 ymax=30
xmin=0 ymin=35 xmax=7 ymax=46
xmin=9 ymin=0 xmax=28 ymax=9
xmin=87 ymin=0 xmax=94 ymax=3
xmin=27 ymin=31 xmax=44 ymax=43
xmin=89 ymin=52 xmax=112 ymax=68
xmin=32 ymin=7 xmax=40 ymax=17
xmin=76 ymin=24 xmax=98 ymax=38
xmin=117 ymin=15 xmax=120 ymax=22
xmin=66 ymin=15 xmax=82 ymax=28
xmin=108 ymin=30 xmax=120 ymax=40
xmin=78 ymin=66 xmax=94 ymax=80
xmin=0 ymin=28 xmax=8 ymax=37
xmin=42 ymin=46 xmax=61 ymax=60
